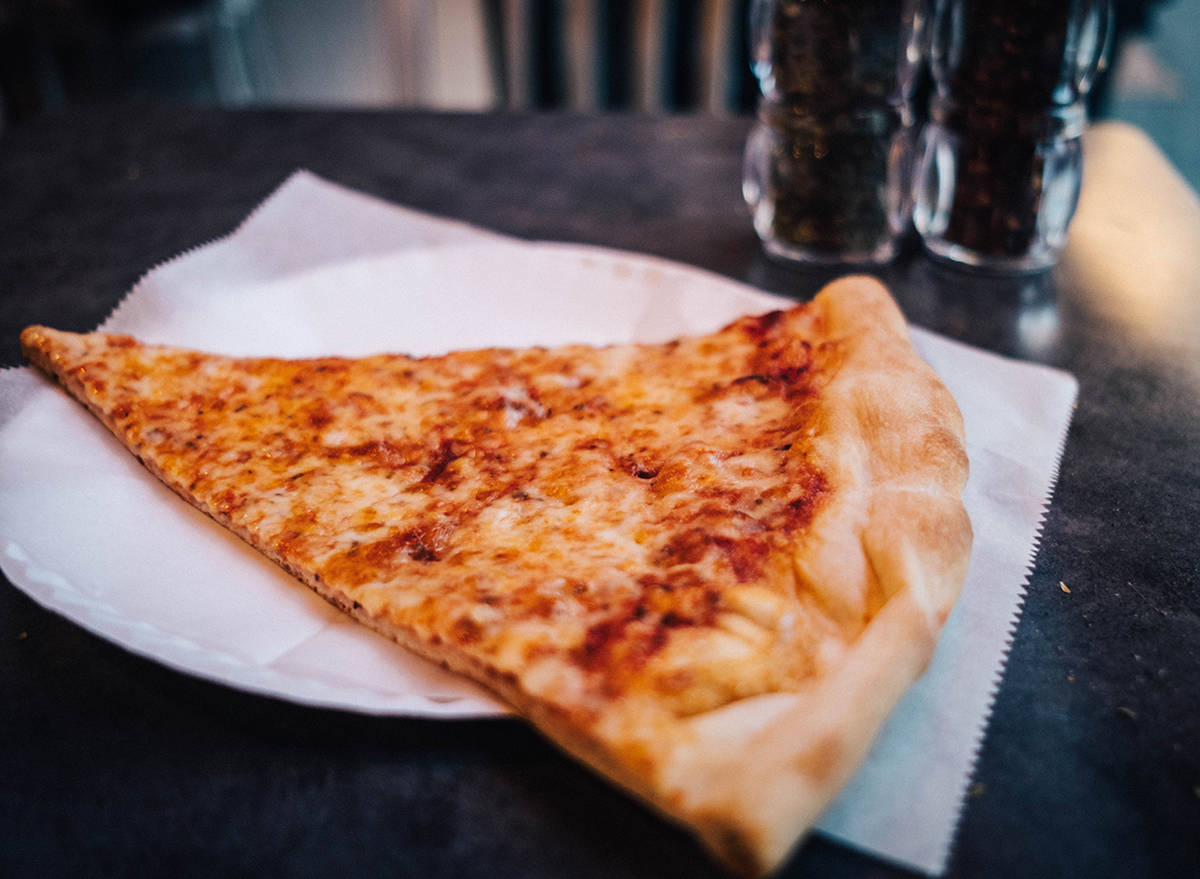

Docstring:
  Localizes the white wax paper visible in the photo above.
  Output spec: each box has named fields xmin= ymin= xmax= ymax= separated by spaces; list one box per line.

xmin=0 ymin=171 xmax=1076 ymax=874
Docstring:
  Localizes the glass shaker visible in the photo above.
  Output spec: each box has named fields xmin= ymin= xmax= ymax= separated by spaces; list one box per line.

xmin=742 ymin=0 xmax=926 ymax=264
xmin=912 ymin=0 xmax=1113 ymax=272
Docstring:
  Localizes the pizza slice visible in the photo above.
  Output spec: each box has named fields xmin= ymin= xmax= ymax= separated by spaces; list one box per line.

xmin=20 ymin=275 xmax=971 ymax=877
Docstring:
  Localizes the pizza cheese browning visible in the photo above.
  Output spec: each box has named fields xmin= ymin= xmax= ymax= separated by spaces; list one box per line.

xmin=22 ymin=276 xmax=971 ymax=877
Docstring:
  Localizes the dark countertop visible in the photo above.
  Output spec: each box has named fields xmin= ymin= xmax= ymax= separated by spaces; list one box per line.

xmin=0 ymin=103 xmax=1197 ymax=879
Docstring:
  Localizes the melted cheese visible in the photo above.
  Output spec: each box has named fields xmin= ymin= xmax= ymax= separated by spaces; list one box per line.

xmin=29 ymin=307 xmax=845 ymax=719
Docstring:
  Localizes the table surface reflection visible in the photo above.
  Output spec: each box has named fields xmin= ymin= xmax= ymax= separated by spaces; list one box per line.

xmin=0 ymin=104 xmax=1196 ymax=879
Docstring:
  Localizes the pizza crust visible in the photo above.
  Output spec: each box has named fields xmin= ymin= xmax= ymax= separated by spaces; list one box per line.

xmin=474 ymin=277 xmax=972 ymax=876
xmin=644 ymin=277 xmax=971 ymax=875
xmin=20 ymin=275 xmax=971 ymax=877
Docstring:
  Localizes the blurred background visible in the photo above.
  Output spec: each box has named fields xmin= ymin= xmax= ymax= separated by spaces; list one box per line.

xmin=0 ymin=0 xmax=1196 ymax=187
xmin=0 ymin=0 xmax=759 ymax=120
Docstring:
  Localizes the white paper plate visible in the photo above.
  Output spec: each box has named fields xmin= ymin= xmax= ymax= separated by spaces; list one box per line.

xmin=0 ymin=241 xmax=789 ymax=717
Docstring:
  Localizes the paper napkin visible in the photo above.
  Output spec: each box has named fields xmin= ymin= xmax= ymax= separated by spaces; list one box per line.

xmin=0 ymin=171 xmax=1076 ymax=874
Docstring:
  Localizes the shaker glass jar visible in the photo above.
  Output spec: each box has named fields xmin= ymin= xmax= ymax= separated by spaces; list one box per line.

xmin=912 ymin=0 xmax=1113 ymax=271
xmin=743 ymin=0 xmax=926 ymax=264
